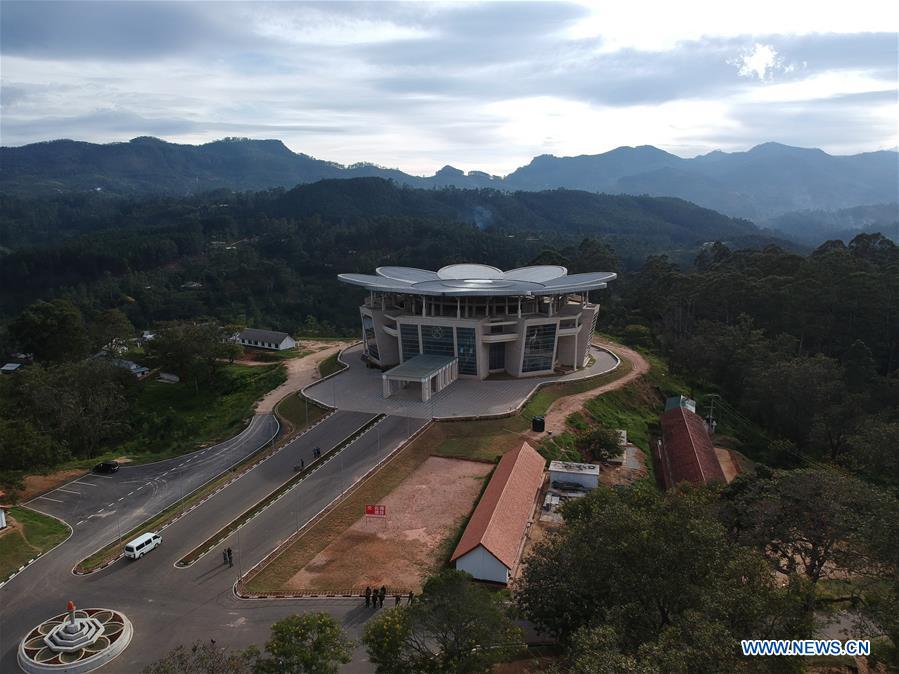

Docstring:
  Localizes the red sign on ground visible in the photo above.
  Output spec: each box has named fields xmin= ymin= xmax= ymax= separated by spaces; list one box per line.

xmin=365 ymin=504 xmax=387 ymax=517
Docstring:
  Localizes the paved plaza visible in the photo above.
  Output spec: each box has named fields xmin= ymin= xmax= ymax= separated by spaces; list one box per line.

xmin=304 ymin=343 xmax=620 ymax=419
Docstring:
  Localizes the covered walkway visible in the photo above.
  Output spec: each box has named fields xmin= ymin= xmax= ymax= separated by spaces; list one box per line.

xmin=382 ymin=354 xmax=458 ymax=402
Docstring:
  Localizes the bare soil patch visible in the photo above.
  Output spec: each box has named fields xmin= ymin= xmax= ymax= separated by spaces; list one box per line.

xmin=284 ymin=456 xmax=491 ymax=591
xmin=255 ymin=341 xmax=352 ymax=413
xmin=18 ymin=469 xmax=85 ymax=502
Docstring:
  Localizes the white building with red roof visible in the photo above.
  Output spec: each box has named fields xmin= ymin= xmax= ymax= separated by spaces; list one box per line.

xmin=450 ymin=441 xmax=545 ymax=584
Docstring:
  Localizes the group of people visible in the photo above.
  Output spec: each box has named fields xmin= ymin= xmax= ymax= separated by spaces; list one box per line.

xmin=364 ymin=586 xmax=414 ymax=608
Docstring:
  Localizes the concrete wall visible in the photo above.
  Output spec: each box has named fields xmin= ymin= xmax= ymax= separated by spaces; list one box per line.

xmin=455 ymin=545 xmax=510 ymax=584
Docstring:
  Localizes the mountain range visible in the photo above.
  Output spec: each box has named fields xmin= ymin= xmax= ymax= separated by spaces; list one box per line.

xmin=2 ymin=136 xmax=896 ymax=227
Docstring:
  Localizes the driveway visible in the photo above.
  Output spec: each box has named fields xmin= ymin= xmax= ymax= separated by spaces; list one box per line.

xmin=255 ymin=341 xmax=352 ymax=414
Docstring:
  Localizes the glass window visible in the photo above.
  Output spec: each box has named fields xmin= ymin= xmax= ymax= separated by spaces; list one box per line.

xmin=522 ymin=324 xmax=557 ymax=372
xmin=421 ymin=325 xmax=454 ymax=358
xmin=362 ymin=315 xmax=379 ymax=360
xmin=456 ymin=327 xmax=477 ymax=375
xmin=400 ymin=324 xmax=420 ymax=361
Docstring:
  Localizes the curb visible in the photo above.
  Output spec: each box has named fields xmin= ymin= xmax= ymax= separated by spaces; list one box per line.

xmin=175 ymin=413 xmax=384 ymax=568
xmin=70 ymin=415 xmax=283 ymax=576
xmin=234 ymin=418 xmax=431 ymax=599
xmin=0 ymin=509 xmax=73 ymax=590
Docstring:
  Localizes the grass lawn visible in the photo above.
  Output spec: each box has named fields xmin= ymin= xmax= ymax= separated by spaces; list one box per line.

xmin=241 ymin=346 xmax=312 ymax=363
xmin=318 ymin=352 xmax=346 ymax=378
xmin=97 ymin=363 xmax=286 ymax=465
xmin=275 ymin=393 xmax=330 ymax=435
xmin=0 ymin=507 xmax=69 ymax=581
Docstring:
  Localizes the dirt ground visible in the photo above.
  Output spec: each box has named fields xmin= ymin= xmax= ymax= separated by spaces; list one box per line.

xmin=715 ymin=447 xmax=740 ymax=483
xmin=17 ymin=469 xmax=85 ymax=502
xmin=601 ymin=447 xmax=649 ymax=487
xmin=285 ymin=456 xmax=492 ymax=591
xmin=523 ymin=338 xmax=650 ymax=442
xmin=254 ymin=341 xmax=352 ymax=413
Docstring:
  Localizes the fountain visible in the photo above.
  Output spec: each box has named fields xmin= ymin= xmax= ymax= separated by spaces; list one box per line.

xmin=18 ymin=601 xmax=133 ymax=673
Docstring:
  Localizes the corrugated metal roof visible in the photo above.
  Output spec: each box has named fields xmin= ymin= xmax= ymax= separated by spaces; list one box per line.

xmin=451 ymin=442 xmax=545 ymax=570
xmin=659 ymin=407 xmax=726 ymax=487
xmin=239 ymin=328 xmax=291 ymax=343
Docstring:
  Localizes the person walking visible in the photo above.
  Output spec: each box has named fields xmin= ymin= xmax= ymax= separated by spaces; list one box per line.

xmin=407 ymin=591 xmax=414 ymax=605
xmin=394 ymin=594 xmax=401 ymax=607
xmin=364 ymin=586 xmax=372 ymax=608
xmin=222 ymin=550 xmax=228 ymax=566
xmin=379 ymin=586 xmax=386 ymax=608
xmin=226 ymin=547 xmax=233 ymax=568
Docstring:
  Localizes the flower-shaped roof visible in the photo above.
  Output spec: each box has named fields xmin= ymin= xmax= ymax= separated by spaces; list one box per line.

xmin=338 ymin=264 xmax=616 ymax=297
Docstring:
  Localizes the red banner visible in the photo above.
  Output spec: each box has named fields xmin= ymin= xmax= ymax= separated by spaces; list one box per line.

xmin=365 ymin=504 xmax=387 ymax=517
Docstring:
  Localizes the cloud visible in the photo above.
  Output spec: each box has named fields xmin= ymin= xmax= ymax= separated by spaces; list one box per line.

xmin=0 ymin=1 xmax=896 ymax=173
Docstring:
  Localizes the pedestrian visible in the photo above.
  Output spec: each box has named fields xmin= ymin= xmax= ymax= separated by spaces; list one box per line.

xmin=364 ymin=586 xmax=372 ymax=608
xmin=300 ymin=458 xmax=304 ymax=470
xmin=222 ymin=550 xmax=228 ymax=566
xmin=227 ymin=547 xmax=233 ymax=568
xmin=379 ymin=586 xmax=386 ymax=608
xmin=394 ymin=594 xmax=401 ymax=607
xmin=407 ymin=591 xmax=414 ymax=605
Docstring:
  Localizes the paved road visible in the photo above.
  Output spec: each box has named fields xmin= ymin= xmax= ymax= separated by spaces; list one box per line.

xmin=0 ymin=412 xmax=426 ymax=673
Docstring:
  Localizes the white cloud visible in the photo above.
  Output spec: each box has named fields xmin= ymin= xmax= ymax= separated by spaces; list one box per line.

xmin=731 ymin=43 xmax=794 ymax=81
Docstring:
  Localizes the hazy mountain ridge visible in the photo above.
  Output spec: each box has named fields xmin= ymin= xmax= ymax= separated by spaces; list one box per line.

xmin=2 ymin=137 xmax=895 ymax=226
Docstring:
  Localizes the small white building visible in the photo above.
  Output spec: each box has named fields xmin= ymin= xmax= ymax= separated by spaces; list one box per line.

xmin=451 ymin=442 xmax=545 ymax=584
xmin=237 ymin=328 xmax=296 ymax=351
xmin=0 ymin=491 xmax=8 ymax=529
xmin=549 ymin=460 xmax=600 ymax=491
xmin=1 ymin=363 xmax=22 ymax=375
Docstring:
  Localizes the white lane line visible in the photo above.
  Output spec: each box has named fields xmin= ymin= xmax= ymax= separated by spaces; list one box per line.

xmin=73 ymin=481 xmax=96 ymax=487
xmin=107 ymin=503 xmax=115 ymax=508
xmin=89 ymin=474 xmax=113 ymax=479
xmin=56 ymin=488 xmax=80 ymax=495
xmin=36 ymin=496 xmax=63 ymax=503
xmin=76 ymin=520 xmax=86 ymax=525
xmin=128 ymin=491 xmax=134 ymax=496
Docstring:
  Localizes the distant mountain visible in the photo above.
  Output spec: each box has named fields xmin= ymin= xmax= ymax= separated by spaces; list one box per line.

xmin=2 ymin=137 xmax=895 ymax=221
xmin=763 ymin=202 xmax=899 ymax=246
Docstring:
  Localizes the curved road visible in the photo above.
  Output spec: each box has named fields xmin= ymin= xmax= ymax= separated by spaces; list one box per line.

xmin=0 ymin=411 xmax=425 ymax=673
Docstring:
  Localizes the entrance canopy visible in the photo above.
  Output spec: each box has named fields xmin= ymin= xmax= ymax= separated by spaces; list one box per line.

xmin=382 ymin=354 xmax=458 ymax=402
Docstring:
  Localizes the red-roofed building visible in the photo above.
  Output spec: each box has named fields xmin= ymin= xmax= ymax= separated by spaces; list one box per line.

xmin=658 ymin=406 xmax=726 ymax=488
xmin=451 ymin=442 xmax=545 ymax=584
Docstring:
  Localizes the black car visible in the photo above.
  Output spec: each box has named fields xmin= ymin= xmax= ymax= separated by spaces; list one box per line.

xmin=93 ymin=460 xmax=119 ymax=474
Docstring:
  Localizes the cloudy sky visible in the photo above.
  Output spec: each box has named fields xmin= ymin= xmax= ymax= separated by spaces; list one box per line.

xmin=1 ymin=0 xmax=897 ymax=174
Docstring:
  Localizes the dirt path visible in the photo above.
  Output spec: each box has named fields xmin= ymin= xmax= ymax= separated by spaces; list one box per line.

xmin=255 ymin=341 xmax=353 ymax=413
xmin=526 ymin=338 xmax=651 ymax=439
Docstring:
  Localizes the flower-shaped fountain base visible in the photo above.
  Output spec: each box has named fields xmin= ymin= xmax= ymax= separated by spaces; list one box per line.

xmin=18 ymin=602 xmax=132 ymax=673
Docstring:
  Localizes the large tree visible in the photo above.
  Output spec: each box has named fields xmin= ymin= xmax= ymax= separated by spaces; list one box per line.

xmin=717 ymin=469 xmax=899 ymax=593
xmin=363 ymin=569 xmax=523 ymax=674
xmin=254 ymin=613 xmax=353 ymax=674
xmin=9 ymin=299 xmax=91 ymax=362
xmin=515 ymin=483 xmax=809 ymax=663
xmin=147 ymin=321 xmax=240 ymax=390
xmin=141 ymin=640 xmax=258 ymax=674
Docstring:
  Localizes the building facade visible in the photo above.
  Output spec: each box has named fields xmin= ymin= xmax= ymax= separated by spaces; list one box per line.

xmin=338 ymin=264 xmax=616 ymax=380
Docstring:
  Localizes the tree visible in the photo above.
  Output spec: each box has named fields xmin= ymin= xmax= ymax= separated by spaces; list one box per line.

xmin=515 ymin=484 xmax=809 ymax=652
xmin=717 ymin=469 xmax=899 ymax=602
xmin=141 ymin=640 xmax=258 ymax=674
xmin=255 ymin=613 xmax=352 ymax=674
xmin=9 ymin=299 xmax=91 ymax=362
xmin=147 ymin=321 xmax=236 ymax=390
xmin=89 ymin=308 xmax=135 ymax=352
xmin=574 ymin=425 xmax=622 ymax=462
xmin=363 ymin=569 xmax=523 ymax=674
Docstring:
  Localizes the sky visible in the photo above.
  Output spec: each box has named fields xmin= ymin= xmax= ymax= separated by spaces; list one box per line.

xmin=1 ymin=0 xmax=897 ymax=175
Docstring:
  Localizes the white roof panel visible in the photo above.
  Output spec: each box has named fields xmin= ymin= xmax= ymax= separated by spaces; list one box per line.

xmin=503 ymin=265 xmax=568 ymax=282
xmin=437 ymin=264 xmax=504 ymax=280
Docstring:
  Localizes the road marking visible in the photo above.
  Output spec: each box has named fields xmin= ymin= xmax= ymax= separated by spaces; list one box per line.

xmin=76 ymin=520 xmax=85 ymax=525
xmin=56 ymin=488 xmax=80 ymax=495
xmin=73 ymin=481 xmax=96 ymax=487
xmin=128 ymin=491 xmax=134 ymax=496
xmin=89 ymin=474 xmax=113 ymax=479
xmin=107 ymin=503 xmax=115 ymax=508
xmin=36 ymin=496 xmax=63 ymax=503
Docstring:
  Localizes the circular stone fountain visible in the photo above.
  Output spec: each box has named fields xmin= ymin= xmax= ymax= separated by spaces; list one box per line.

xmin=18 ymin=601 xmax=133 ymax=674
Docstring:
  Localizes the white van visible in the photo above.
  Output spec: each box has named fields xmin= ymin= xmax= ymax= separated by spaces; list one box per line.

xmin=124 ymin=532 xmax=162 ymax=559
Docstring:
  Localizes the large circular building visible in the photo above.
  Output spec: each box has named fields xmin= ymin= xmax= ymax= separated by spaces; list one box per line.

xmin=338 ymin=264 xmax=616 ymax=390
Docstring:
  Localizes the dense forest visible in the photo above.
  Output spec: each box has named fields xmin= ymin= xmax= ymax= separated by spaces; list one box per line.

xmin=0 ymin=178 xmax=789 ymax=336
